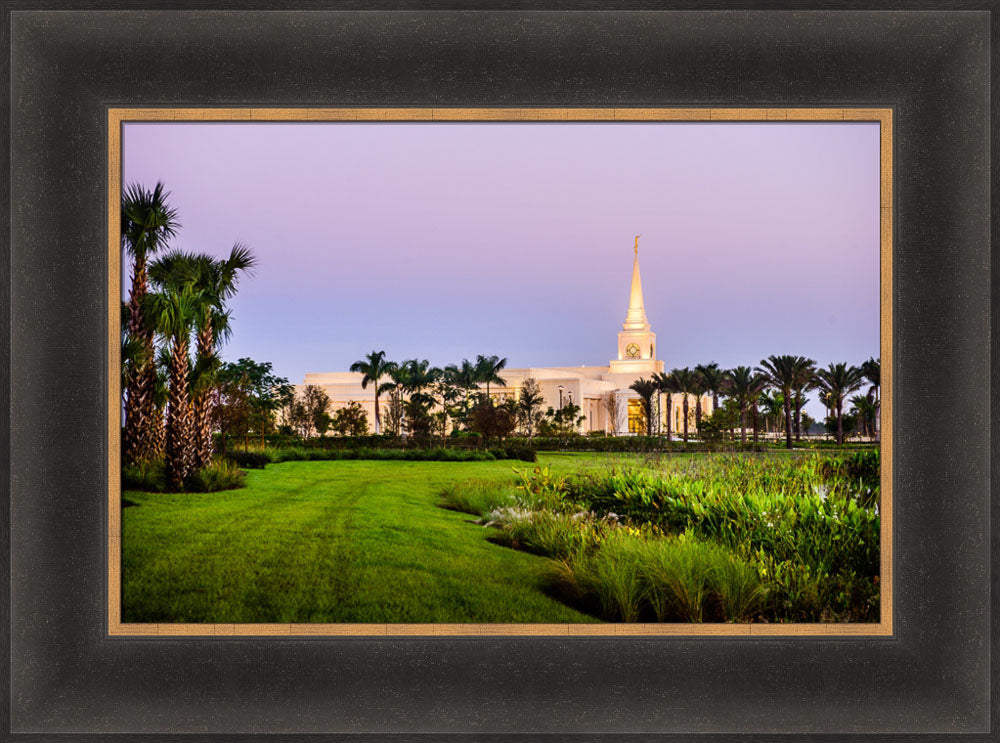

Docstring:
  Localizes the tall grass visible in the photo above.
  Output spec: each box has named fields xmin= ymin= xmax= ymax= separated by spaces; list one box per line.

xmin=461 ymin=452 xmax=880 ymax=622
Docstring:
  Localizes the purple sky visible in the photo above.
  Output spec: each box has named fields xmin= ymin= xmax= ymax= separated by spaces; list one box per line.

xmin=123 ymin=121 xmax=880 ymax=418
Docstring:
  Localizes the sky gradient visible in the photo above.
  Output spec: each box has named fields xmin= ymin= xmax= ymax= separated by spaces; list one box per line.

xmin=123 ymin=121 xmax=880 ymax=418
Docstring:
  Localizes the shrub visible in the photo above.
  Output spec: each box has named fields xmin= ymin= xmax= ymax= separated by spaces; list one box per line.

xmin=123 ymin=459 xmax=166 ymax=493
xmin=224 ymin=450 xmax=271 ymax=469
xmin=503 ymin=444 xmax=537 ymax=463
xmin=185 ymin=458 xmax=246 ymax=493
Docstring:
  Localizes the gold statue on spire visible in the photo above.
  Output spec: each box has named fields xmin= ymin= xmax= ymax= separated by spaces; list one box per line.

xmin=634 ymin=234 xmax=641 ymax=256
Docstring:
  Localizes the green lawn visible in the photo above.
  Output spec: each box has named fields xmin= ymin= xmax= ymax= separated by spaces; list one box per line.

xmin=123 ymin=453 xmax=621 ymax=623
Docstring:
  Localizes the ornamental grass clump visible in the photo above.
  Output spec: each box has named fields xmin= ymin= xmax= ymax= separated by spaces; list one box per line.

xmin=440 ymin=478 xmax=519 ymax=516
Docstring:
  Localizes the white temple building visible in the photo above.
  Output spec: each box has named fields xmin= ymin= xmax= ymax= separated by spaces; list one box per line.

xmin=299 ymin=238 xmax=711 ymax=434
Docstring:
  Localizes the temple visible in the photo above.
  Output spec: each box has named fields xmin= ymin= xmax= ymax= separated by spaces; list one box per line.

xmin=299 ymin=238 xmax=710 ymax=434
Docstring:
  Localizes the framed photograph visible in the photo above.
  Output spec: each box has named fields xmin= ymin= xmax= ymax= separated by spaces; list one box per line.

xmin=5 ymin=3 xmax=993 ymax=740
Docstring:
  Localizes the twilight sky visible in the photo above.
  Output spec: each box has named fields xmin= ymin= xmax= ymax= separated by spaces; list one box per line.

xmin=123 ymin=121 xmax=880 ymax=418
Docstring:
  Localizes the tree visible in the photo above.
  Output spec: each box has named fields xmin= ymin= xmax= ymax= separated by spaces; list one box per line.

xmin=850 ymin=394 xmax=877 ymax=439
xmin=725 ymin=366 xmax=766 ymax=444
xmin=814 ymin=362 xmax=865 ymax=445
xmin=540 ymin=403 xmax=585 ymax=436
xmin=758 ymin=355 xmax=800 ymax=449
xmin=211 ymin=364 xmax=252 ymax=455
xmin=468 ymin=398 xmax=517 ymax=444
xmin=121 ymin=182 xmax=179 ymax=464
xmin=862 ymin=356 xmax=881 ymax=442
xmin=302 ymin=385 xmax=332 ymax=438
xmin=628 ymin=377 xmax=659 ymax=436
xmin=349 ymin=350 xmax=396 ymax=434
xmin=332 ymin=402 xmax=369 ymax=436
xmin=652 ymin=371 xmax=675 ymax=442
xmin=150 ymin=245 xmax=256 ymax=467
xmin=696 ymin=362 xmax=727 ymax=415
xmin=603 ymin=391 xmax=625 ymax=437
xmin=790 ymin=356 xmax=817 ymax=442
xmin=143 ymin=284 xmax=200 ymax=489
xmin=395 ymin=359 xmax=440 ymax=438
xmin=669 ymin=367 xmax=697 ymax=443
xmin=475 ymin=354 xmax=508 ymax=398
xmin=518 ymin=378 xmax=546 ymax=437
xmin=219 ymin=358 xmax=292 ymax=447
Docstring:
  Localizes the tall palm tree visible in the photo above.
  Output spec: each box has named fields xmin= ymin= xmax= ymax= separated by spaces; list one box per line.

xmin=121 ymin=182 xmax=179 ymax=464
xmin=850 ymin=394 xmax=877 ymax=439
xmin=696 ymin=362 xmax=727 ymax=415
xmin=690 ymin=372 xmax=706 ymax=433
xmin=669 ymin=367 xmax=697 ymax=443
xmin=814 ymin=362 xmax=865 ymax=445
xmin=652 ymin=371 xmax=675 ymax=442
xmin=350 ymin=350 xmax=396 ymax=434
xmin=628 ymin=377 xmax=659 ymax=435
xmin=725 ymin=366 xmax=765 ymax=444
xmin=862 ymin=356 xmax=881 ymax=442
xmin=758 ymin=355 xmax=800 ymax=449
xmin=150 ymin=245 xmax=255 ymax=468
xmin=790 ymin=356 xmax=817 ymax=442
xmin=475 ymin=354 xmax=508 ymax=398
xmin=144 ymin=285 xmax=201 ymax=489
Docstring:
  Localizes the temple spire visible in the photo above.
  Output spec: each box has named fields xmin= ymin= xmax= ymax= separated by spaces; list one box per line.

xmin=623 ymin=235 xmax=649 ymax=330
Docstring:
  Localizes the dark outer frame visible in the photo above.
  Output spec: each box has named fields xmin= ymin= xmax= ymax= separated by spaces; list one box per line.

xmin=3 ymin=3 xmax=993 ymax=740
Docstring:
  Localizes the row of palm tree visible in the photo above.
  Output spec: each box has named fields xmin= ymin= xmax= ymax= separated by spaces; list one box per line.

xmin=121 ymin=182 xmax=256 ymax=488
xmin=630 ymin=355 xmax=880 ymax=448
xmin=350 ymin=351 xmax=508 ymax=435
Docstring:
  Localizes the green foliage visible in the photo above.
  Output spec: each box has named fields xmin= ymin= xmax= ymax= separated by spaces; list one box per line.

xmin=439 ymin=479 xmax=519 ymax=515
xmin=331 ymin=401 xmax=369 ymax=436
xmin=224 ymin=450 xmax=270 ymax=469
xmin=123 ymin=459 xmax=167 ymax=493
xmin=185 ymin=458 xmax=246 ymax=492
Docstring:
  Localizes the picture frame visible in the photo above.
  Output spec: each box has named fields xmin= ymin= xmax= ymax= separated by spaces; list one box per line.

xmin=107 ymin=105 xmax=893 ymax=639
xmin=4 ymin=3 xmax=993 ymax=739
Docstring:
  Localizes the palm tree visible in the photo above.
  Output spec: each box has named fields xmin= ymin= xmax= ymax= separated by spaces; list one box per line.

xmin=862 ymin=356 xmax=881 ymax=442
xmin=790 ymin=356 xmax=817 ymax=442
xmin=150 ymin=245 xmax=255 ymax=468
xmin=669 ymin=367 xmax=697 ymax=443
xmin=690 ymin=372 xmax=706 ymax=433
xmin=696 ymin=362 xmax=727 ymax=415
xmin=121 ymin=182 xmax=179 ymax=464
xmin=850 ymin=394 xmax=877 ymax=439
xmin=652 ymin=371 xmax=675 ymax=442
xmin=475 ymin=354 xmax=508 ymax=398
xmin=350 ymin=350 xmax=396 ymax=435
xmin=758 ymin=355 xmax=800 ymax=449
xmin=628 ymin=377 xmax=659 ymax=435
xmin=725 ymin=366 xmax=765 ymax=444
xmin=814 ymin=362 xmax=865 ymax=445
xmin=144 ymin=284 xmax=201 ymax=489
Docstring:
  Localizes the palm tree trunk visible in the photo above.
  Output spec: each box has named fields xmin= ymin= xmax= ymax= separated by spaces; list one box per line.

xmin=783 ymin=393 xmax=793 ymax=449
xmin=694 ymin=399 xmax=702 ymax=436
xmin=374 ymin=389 xmax=380 ymax=435
xmin=665 ymin=395 xmax=672 ymax=443
xmin=752 ymin=403 xmax=759 ymax=443
xmin=836 ymin=400 xmax=844 ymax=445
xmin=794 ymin=394 xmax=803 ymax=442
xmin=740 ymin=407 xmax=747 ymax=444
xmin=123 ymin=256 xmax=158 ymax=465
xmin=192 ymin=323 xmax=214 ymax=469
xmin=683 ymin=395 xmax=689 ymax=443
xmin=165 ymin=335 xmax=194 ymax=490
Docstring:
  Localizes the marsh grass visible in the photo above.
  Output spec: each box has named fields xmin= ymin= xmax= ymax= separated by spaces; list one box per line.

xmin=449 ymin=451 xmax=880 ymax=622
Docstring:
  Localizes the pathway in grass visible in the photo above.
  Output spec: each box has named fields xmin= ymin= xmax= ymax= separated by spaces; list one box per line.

xmin=122 ymin=456 xmax=601 ymax=623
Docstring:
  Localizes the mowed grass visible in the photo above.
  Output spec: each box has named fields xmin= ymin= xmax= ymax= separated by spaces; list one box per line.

xmin=123 ymin=454 xmax=623 ymax=624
